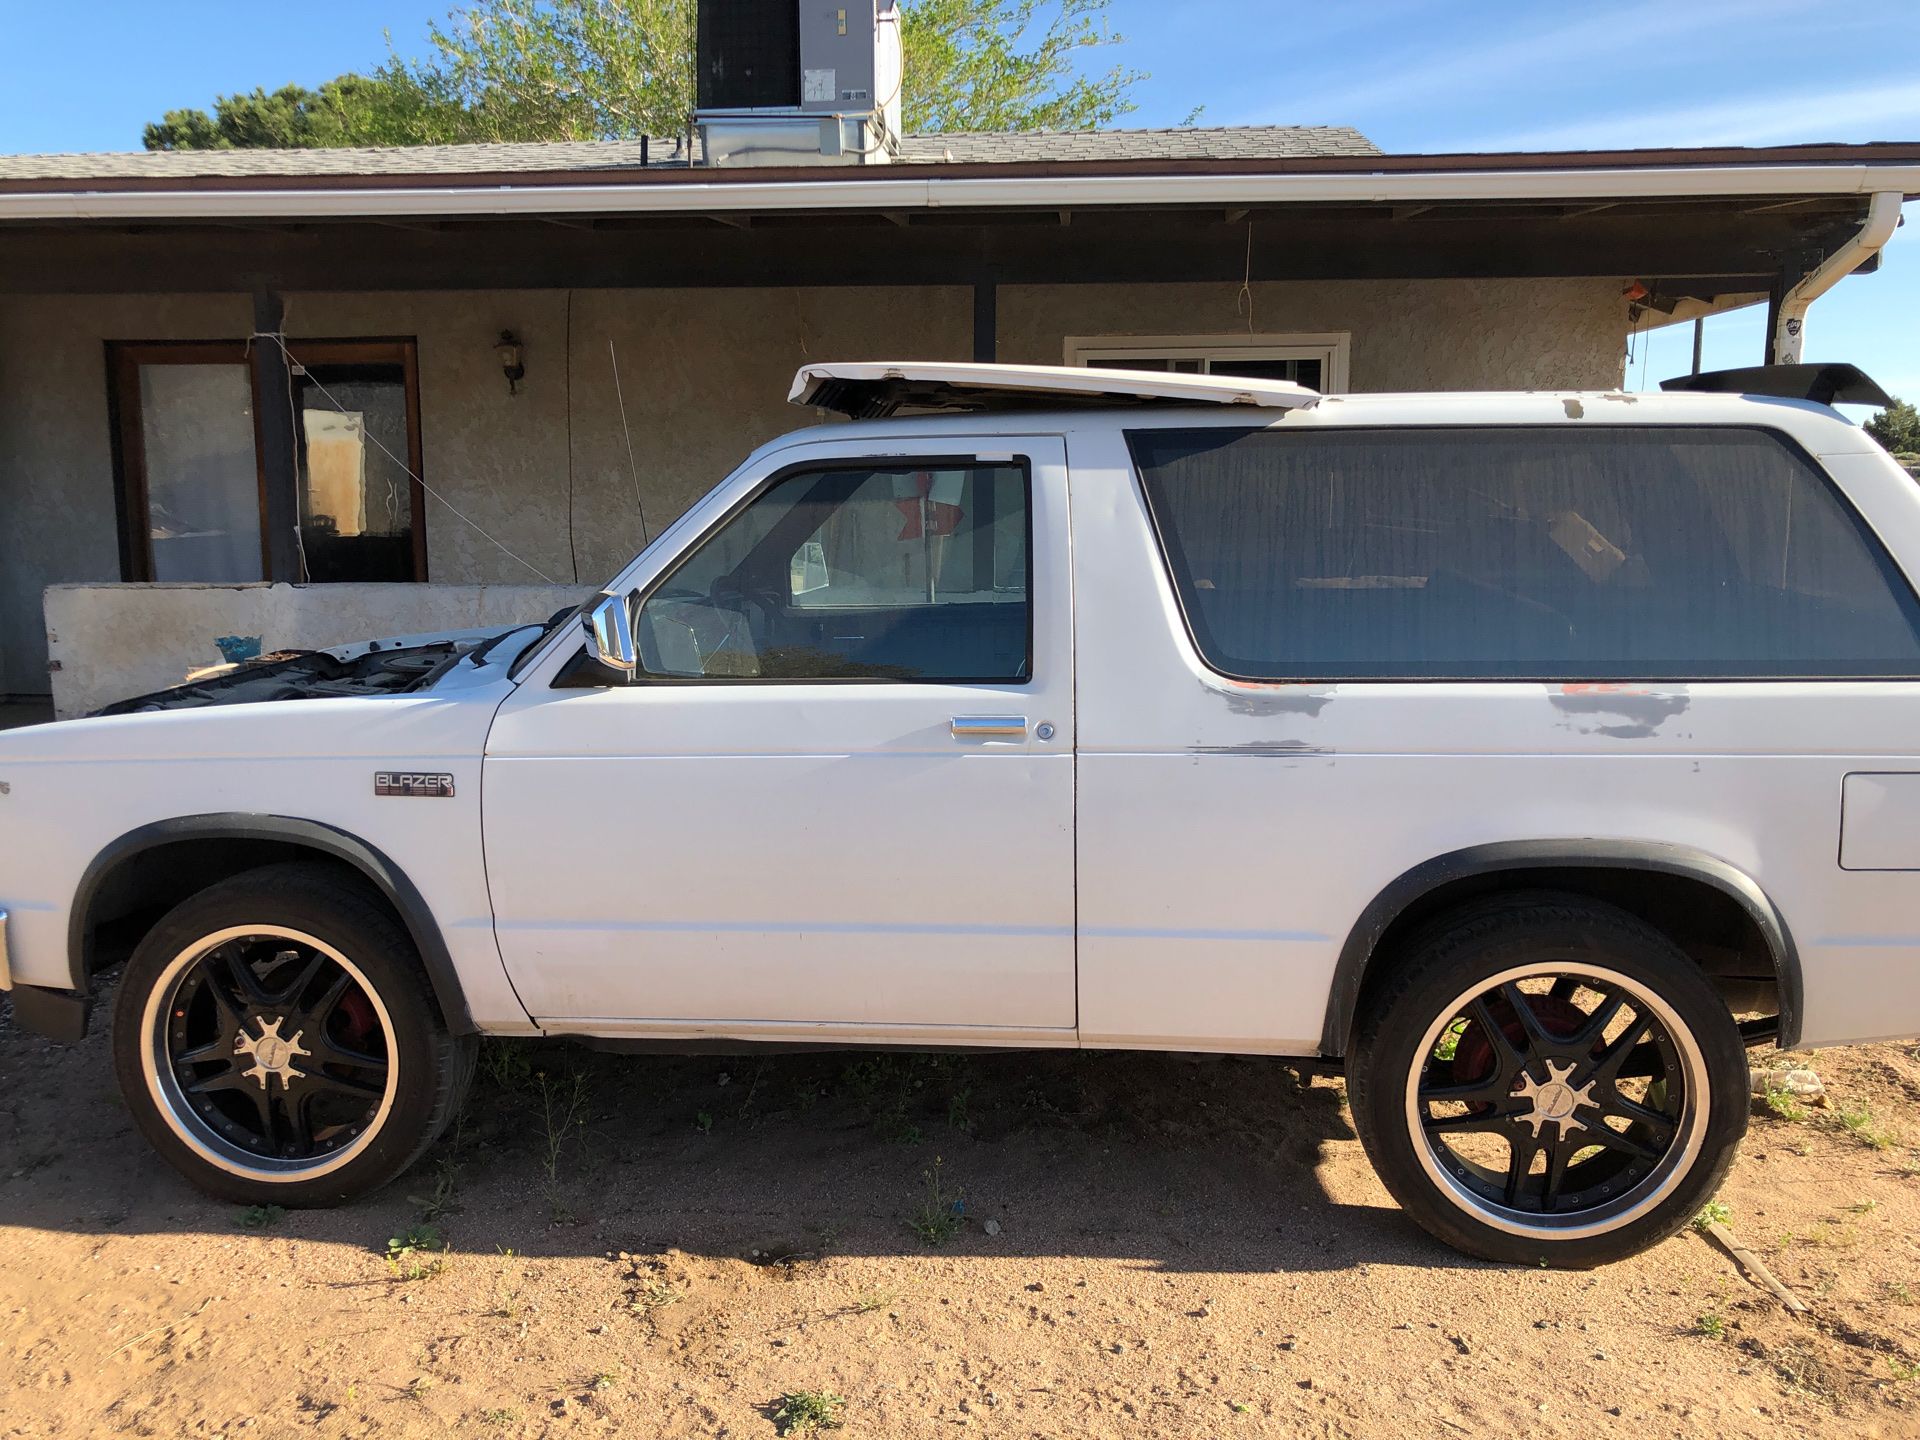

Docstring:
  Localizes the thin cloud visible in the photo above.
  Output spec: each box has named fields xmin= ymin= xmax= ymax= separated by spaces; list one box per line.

xmin=1250 ymin=0 xmax=1802 ymax=125
xmin=1466 ymin=79 xmax=1920 ymax=150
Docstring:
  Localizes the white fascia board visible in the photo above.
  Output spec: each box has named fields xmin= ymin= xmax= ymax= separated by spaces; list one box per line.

xmin=3 ymin=163 xmax=1917 ymax=222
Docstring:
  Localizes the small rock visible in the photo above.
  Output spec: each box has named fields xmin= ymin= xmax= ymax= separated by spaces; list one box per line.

xmin=1026 ymin=1282 xmax=1045 ymax=1293
xmin=984 ymin=1219 xmax=1001 ymax=1237
xmin=1750 ymin=1065 xmax=1824 ymax=1104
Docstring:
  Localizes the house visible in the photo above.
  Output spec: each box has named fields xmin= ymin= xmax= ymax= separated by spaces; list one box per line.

xmin=1 ymin=101 xmax=1916 ymax=714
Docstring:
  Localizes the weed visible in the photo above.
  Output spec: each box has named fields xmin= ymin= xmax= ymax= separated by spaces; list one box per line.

xmin=479 ymin=1407 xmax=520 ymax=1427
xmin=237 ymin=1204 xmax=285 ymax=1230
xmin=1836 ymin=1103 xmax=1899 ymax=1151
xmin=1691 ymin=1309 xmax=1728 ymax=1341
xmin=1433 ymin=1017 xmax=1468 ymax=1062
xmin=1844 ymin=1197 xmax=1880 ymax=1215
xmin=946 ymin=1085 xmax=974 ymax=1134
xmin=405 ymin=1376 xmax=436 ymax=1401
xmin=629 ymin=1279 xmax=683 ymax=1313
xmin=849 ymin=1288 xmax=896 ymax=1314
xmin=907 ymin=1157 xmax=964 ymax=1247
xmin=1762 ymin=1084 xmax=1808 ymax=1122
xmin=535 ymin=1069 xmax=592 ymax=1223
xmin=695 ymin=1110 xmax=714 ymax=1134
xmin=1893 ymin=1358 xmax=1920 ymax=1383
xmin=479 ymin=1039 xmax=535 ymax=1092
xmin=386 ymin=1224 xmax=448 ymax=1281
xmin=409 ymin=1156 xmax=460 ymax=1223
xmin=771 ymin=1389 xmax=846 ymax=1434
xmin=591 ymin=1370 xmax=618 ymax=1391
xmin=1691 ymin=1201 xmax=1730 ymax=1233
xmin=1888 ymin=1281 xmax=1915 ymax=1305
xmin=1229 ymin=1399 xmax=1252 ymax=1413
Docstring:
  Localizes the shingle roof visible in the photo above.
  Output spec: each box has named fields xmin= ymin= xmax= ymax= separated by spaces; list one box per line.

xmin=0 ymin=125 xmax=1377 ymax=182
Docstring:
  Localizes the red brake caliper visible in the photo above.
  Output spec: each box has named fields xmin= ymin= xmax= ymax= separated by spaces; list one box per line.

xmin=336 ymin=989 xmax=378 ymax=1048
xmin=1450 ymin=993 xmax=1589 ymax=1101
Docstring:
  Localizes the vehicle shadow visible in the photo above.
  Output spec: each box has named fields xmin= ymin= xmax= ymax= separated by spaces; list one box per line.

xmin=0 ymin=993 xmax=1484 ymax=1276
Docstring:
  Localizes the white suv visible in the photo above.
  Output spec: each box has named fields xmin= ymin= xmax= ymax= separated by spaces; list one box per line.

xmin=5 ymin=360 xmax=1918 ymax=1268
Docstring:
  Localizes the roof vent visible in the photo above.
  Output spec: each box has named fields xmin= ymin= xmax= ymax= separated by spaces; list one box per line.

xmin=696 ymin=0 xmax=902 ymax=167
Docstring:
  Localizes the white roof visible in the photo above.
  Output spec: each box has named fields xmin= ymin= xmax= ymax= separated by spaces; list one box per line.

xmin=789 ymin=361 xmax=1319 ymax=418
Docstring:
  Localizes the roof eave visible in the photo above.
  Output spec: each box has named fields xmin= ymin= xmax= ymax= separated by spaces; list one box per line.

xmin=0 ymin=159 xmax=1912 ymax=224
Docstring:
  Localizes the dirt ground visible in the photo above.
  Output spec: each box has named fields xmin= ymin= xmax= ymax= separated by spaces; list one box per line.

xmin=5 ymin=988 xmax=1920 ymax=1440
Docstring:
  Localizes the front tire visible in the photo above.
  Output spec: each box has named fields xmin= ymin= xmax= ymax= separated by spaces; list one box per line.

xmin=1348 ymin=895 xmax=1748 ymax=1267
xmin=111 ymin=862 xmax=475 ymax=1206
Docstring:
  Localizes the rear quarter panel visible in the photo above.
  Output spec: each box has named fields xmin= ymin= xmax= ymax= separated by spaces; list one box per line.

xmin=1067 ymin=408 xmax=1920 ymax=1053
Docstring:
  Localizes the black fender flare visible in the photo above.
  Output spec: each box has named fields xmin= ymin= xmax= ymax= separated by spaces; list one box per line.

xmin=1319 ymin=839 xmax=1801 ymax=1056
xmin=68 ymin=813 xmax=476 ymax=1033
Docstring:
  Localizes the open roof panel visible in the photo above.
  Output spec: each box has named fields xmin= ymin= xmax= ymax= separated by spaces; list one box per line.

xmin=789 ymin=361 xmax=1320 ymax=419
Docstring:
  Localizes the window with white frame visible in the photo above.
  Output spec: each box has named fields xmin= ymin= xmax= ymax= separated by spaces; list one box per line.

xmin=1065 ymin=332 xmax=1350 ymax=394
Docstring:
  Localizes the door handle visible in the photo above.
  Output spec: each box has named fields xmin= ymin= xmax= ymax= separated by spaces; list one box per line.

xmin=951 ymin=715 xmax=1028 ymax=739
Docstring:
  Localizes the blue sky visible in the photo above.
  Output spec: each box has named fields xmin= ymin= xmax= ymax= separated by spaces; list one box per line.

xmin=2 ymin=0 xmax=1916 ymax=403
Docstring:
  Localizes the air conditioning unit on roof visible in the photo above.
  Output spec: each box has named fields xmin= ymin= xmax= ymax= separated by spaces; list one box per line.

xmin=695 ymin=0 xmax=903 ymax=167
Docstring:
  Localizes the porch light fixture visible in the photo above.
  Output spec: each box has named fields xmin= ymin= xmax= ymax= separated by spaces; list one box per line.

xmin=494 ymin=330 xmax=526 ymax=394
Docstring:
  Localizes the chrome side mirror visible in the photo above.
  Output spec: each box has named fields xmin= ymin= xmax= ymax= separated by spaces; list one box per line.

xmin=583 ymin=591 xmax=637 ymax=676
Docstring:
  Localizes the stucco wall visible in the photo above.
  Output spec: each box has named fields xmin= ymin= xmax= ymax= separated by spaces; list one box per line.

xmin=45 ymin=582 xmax=590 ymax=717
xmin=1001 ymin=278 xmax=1628 ymax=390
xmin=0 ymin=277 xmax=1624 ymax=700
xmin=0 ymin=293 xmax=251 ymax=698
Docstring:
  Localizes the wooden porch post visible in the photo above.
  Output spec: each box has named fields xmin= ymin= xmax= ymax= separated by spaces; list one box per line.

xmin=250 ymin=289 xmax=304 ymax=582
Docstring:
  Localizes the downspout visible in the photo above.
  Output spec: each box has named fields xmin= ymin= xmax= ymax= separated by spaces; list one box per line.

xmin=1772 ymin=190 xmax=1903 ymax=363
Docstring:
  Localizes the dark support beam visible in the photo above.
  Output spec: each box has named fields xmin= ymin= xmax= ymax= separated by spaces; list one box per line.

xmin=972 ymin=271 xmax=997 ymax=363
xmin=249 ymin=290 xmax=304 ymax=582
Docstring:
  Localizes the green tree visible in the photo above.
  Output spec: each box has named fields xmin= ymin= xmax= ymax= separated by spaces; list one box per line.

xmin=1865 ymin=397 xmax=1920 ymax=458
xmin=143 ymin=73 xmax=468 ymax=150
xmin=143 ymin=0 xmax=1140 ymax=150
xmin=901 ymin=0 xmax=1139 ymax=133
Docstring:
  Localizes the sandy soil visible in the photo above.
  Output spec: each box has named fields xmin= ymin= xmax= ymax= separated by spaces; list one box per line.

xmin=4 ymin=987 xmax=1920 ymax=1439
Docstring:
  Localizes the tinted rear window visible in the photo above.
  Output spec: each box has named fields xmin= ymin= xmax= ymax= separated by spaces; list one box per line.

xmin=1129 ymin=426 xmax=1920 ymax=680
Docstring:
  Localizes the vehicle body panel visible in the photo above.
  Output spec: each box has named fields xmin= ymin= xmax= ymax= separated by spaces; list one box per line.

xmin=0 ymin=673 xmax=533 ymax=1031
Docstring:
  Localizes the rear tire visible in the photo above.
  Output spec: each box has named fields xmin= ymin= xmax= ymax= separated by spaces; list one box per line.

xmin=1348 ymin=894 xmax=1747 ymax=1267
xmin=111 ymin=862 xmax=475 ymax=1206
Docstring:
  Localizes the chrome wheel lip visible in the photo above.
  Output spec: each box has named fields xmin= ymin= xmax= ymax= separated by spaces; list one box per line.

xmin=140 ymin=924 xmax=399 ymax=1183
xmin=1402 ymin=961 xmax=1710 ymax=1242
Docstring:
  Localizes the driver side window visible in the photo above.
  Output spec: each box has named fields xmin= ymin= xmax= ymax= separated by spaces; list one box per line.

xmin=636 ymin=460 xmax=1031 ymax=683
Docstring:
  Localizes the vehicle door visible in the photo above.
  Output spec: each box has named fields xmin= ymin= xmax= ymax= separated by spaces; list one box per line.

xmin=482 ymin=434 xmax=1075 ymax=1039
